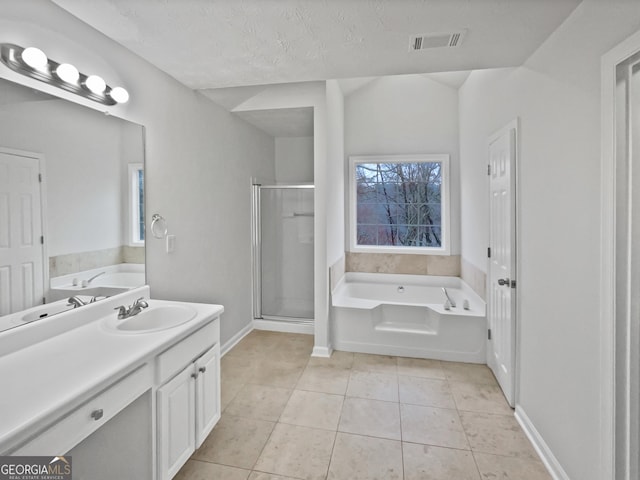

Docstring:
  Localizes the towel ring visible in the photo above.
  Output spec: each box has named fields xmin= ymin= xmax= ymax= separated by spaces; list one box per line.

xmin=150 ymin=213 xmax=168 ymax=239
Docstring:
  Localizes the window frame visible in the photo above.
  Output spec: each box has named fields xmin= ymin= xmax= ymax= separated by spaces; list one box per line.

xmin=128 ymin=163 xmax=144 ymax=247
xmin=348 ymin=154 xmax=451 ymax=255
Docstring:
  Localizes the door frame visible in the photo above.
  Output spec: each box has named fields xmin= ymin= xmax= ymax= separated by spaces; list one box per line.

xmin=601 ymin=29 xmax=640 ymax=480
xmin=486 ymin=118 xmax=520 ymax=407
xmin=0 ymin=146 xmax=48 ymax=306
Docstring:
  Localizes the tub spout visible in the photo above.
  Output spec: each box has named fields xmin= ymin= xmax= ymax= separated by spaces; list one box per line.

xmin=442 ymin=287 xmax=456 ymax=308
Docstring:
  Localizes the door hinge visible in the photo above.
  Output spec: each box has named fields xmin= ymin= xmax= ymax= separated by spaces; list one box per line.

xmin=510 ymin=279 xmax=517 ymax=289
xmin=487 ymin=164 xmax=491 ymax=175
xmin=40 ymin=235 xmax=44 ymax=245
xmin=487 ymin=247 xmax=491 ymax=258
xmin=488 ymin=328 xmax=492 ymax=340
xmin=38 ymin=173 xmax=42 ymax=183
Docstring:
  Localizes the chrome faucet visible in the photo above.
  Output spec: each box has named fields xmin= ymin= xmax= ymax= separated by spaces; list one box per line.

xmin=114 ymin=297 xmax=149 ymax=319
xmin=67 ymin=296 xmax=86 ymax=308
xmin=84 ymin=271 xmax=106 ymax=285
xmin=442 ymin=287 xmax=456 ymax=308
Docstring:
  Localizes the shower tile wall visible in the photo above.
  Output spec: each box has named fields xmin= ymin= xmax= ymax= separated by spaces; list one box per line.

xmin=345 ymin=252 xmax=460 ymax=277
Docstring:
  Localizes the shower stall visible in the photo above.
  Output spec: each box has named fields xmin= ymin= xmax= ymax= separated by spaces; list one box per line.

xmin=252 ymin=184 xmax=314 ymax=325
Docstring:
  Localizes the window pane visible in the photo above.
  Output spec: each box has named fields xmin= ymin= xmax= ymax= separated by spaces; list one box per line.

xmin=355 ymin=161 xmax=442 ymax=248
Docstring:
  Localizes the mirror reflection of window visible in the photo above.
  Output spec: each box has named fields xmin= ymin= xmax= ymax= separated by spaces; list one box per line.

xmin=129 ymin=163 xmax=144 ymax=245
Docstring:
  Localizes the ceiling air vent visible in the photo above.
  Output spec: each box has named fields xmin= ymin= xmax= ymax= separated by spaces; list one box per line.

xmin=410 ymin=31 xmax=466 ymax=51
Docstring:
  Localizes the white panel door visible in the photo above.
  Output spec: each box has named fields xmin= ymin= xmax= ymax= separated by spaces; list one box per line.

xmin=0 ymin=150 xmax=44 ymax=315
xmin=487 ymin=125 xmax=517 ymax=407
xmin=195 ymin=344 xmax=220 ymax=448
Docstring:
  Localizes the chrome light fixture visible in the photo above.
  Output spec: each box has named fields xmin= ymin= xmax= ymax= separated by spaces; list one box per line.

xmin=0 ymin=43 xmax=129 ymax=106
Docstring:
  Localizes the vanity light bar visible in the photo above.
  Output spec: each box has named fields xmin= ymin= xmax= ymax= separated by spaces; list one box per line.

xmin=0 ymin=43 xmax=129 ymax=106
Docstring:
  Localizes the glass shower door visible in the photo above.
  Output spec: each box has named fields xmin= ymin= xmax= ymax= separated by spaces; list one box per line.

xmin=258 ymin=186 xmax=314 ymax=321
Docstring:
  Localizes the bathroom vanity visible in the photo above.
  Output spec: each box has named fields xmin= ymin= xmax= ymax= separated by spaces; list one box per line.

xmin=0 ymin=286 xmax=223 ymax=480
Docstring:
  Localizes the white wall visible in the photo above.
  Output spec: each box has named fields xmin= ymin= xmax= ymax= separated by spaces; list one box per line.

xmin=459 ymin=2 xmax=640 ymax=478
xmin=275 ymin=136 xmax=313 ymax=183
xmin=0 ymin=1 xmax=275 ymax=346
xmin=344 ymin=74 xmax=461 ymax=255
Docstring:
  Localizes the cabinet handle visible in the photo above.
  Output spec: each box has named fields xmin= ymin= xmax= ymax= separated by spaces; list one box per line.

xmin=199 ymin=367 xmax=206 ymax=373
xmin=90 ymin=409 xmax=104 ymax=421
xmin=191 ymin=373 xmax=198 ymax=379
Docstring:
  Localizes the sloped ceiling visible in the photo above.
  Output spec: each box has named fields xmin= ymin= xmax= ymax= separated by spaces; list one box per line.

xmin=52 ymin=0 xmax=581 ymax=90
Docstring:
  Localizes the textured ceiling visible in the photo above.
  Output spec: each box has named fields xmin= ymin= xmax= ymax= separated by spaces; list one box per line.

xmin=52 ymin=0 xmax=581 ymax=90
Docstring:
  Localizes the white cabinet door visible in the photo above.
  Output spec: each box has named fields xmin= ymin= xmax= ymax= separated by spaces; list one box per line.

xmin=157 ymin=365 xmax=195 ymax=480
xmin=195 ymin=344 xmax=220 ymax=448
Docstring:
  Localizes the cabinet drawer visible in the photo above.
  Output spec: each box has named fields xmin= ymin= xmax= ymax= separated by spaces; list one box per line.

xmin=12 ymin=364 xmax=152 ymax=456
xmin=155 ymin=319 xmax=219 ymax=385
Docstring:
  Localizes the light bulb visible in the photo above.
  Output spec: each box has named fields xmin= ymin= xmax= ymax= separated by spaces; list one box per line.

xmin=85 ymin=75 xmax=106 ymax=94
xmin=109 ymin=86 xmax=129 ymax=104
xmin=21 ymin=47 xmax=48 ymax=70
xmin=56 ymin=63 xmax=79 ymax=84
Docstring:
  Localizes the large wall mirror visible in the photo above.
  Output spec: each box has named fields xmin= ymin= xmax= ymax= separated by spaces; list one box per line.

xmin=0 ymin=77 xmax=145 ymax=330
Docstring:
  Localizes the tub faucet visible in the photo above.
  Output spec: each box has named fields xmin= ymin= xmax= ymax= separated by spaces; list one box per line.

xmin=85 ymin=271 xmax=106 ymax=285
xmin=67 ymin=296 xmax=86 ymax=308
xmin=442 ymin=288 xmax=456 ymax=308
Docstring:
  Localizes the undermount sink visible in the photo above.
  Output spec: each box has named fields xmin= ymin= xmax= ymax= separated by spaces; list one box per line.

xmin=110 ymin=304 xmax=197 ymax=333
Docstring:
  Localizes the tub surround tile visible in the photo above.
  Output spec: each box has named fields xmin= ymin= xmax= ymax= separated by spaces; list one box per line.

xmin=402 ymin=443 xmax=481 ymax=480
xmin=473 ymin=452 xmax=552 ymax=480
xmin=173 ymin=460 xmax=250 ymax=480
xmin=338 ymin=397 xmax=401 ymax=440
xmin=399 ymin=376 xmax=456 ymax=409
xmin=327 ymin=432 xmax=403 ymax=480
xmin=330 ymin=255 xmax=346 ymax=292
xmin=122 ymin=245 xmax=145 ymax=264
xmin=279 ymin=390 xmax=344 ymax=431
xmin=396 ymin=357 xmax=446 ymax=379
xmin=224 ymin=384 xmax=292 ymax=422
xmin=346 ymin=371 xmax=399 ymax=402
xmin=345 ymin=252 xmax=460 ymax=276
xmin=192 ymin=415 xmax=275 ymax=469
xmin=49 ymin=246 xmax=124 ymax=278
xmin=400 ymin=404 xmax=470 ymax=450
xmin=450 ymin=381 xmax=513 ymax=415
xmin=254 ymin=423 xmax=336 ymax=480
xmin=442 ymin=362 xmax=498 ymax=386
xmin=459 ymin=411 xmax=539 ymax=460
xmin=461 ymin=258 xmax=487 ymax=301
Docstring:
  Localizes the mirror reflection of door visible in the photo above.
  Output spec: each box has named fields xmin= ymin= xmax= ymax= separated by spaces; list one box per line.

xmin=0 ymin=149 xmax=45 ymax=315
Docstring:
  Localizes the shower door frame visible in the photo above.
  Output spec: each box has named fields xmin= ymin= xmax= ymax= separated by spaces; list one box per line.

xmin=251 ymin=183 xmax=315 ymax=325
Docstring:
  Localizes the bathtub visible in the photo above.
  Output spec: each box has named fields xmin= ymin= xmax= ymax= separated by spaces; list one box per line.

xmin=331 ymin=273 xmax=487 ymax=363
xmin=49 ymin=263 xmax=145 ymax=301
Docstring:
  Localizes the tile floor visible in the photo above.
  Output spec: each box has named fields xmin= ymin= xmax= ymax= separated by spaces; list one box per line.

xmin=175 ymin=330 xmax=551 ymax=480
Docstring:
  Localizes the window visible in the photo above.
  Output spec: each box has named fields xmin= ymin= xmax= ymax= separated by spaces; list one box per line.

xmin=128 ymin=163 xmax=144 ymax=246
xmin=349 ymin=154 xmax=450 ymax=254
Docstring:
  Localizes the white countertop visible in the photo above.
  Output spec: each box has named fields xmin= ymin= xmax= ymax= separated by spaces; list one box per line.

xmin=0 ymin=289 xmax=223 ymax=454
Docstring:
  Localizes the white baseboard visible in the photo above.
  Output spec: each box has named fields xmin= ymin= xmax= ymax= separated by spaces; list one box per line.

xmin=312 ymin=345 xmax=333 ymax=358
xmin=253 ymin=319 xmax=314 ymax=335
xmin=221 ymin=322 xmax=253 ymax=357
xmin=515 ymin=406 xmax=569 ymax=480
